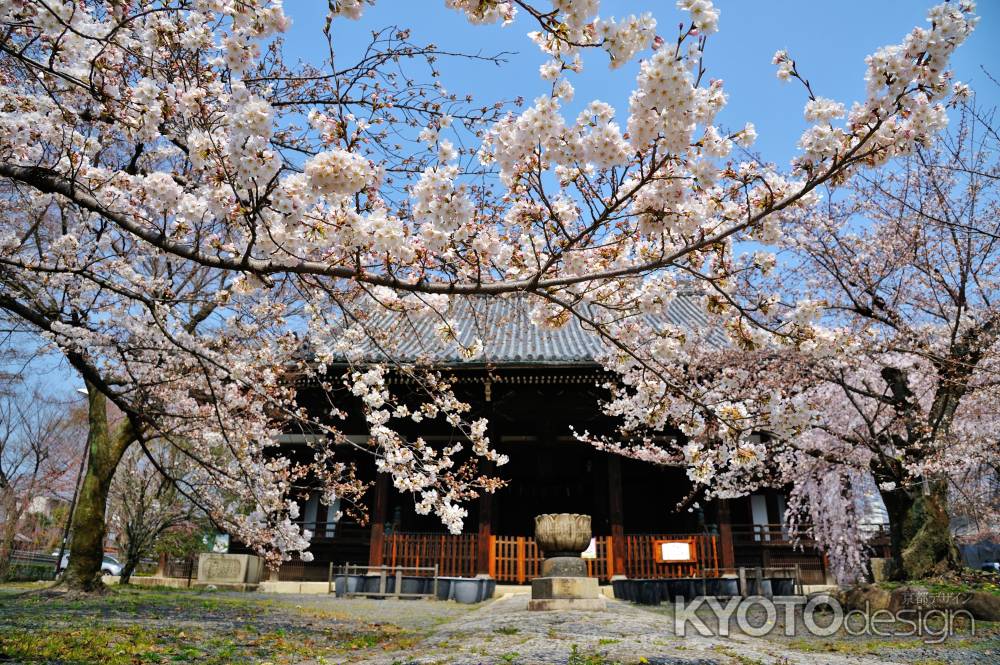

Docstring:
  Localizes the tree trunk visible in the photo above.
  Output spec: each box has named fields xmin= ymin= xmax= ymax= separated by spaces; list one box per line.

xmin=63 ymin=383 xmax=133 ymax=592
xmin=880 ymin=480 xmax=961 ymax=581
xmin=119 ymin=555 xmax=137 ymax=585
xmin=0 ymin=489 xmax=20 ymax=581
xmin=118 ymin=533 xmax=149 ymax=586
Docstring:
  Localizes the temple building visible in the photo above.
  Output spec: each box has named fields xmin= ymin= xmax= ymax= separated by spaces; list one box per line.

xmin=259 ymin=297 xmax=845 ymax=585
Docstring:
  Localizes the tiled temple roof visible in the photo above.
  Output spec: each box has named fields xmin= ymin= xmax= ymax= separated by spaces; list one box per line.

xmin=321 ymin=293 xmax=720 ymax=367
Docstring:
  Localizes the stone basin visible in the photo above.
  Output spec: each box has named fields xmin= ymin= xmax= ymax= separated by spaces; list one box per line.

xmin=534 ymin=513 xmax=592 ymax=557
xmin=529 ymin=513 xmax=605 ymax=611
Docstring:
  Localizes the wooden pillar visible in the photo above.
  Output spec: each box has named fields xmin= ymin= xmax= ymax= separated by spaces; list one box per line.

xmin=718 ymin=498 xmax=736 ymax=572
xmin=477 ymin=386 xmax=497 ymax=576
xmin=476 ymin=477 xmax=494 ymax=575
xmin=368 ymin=472 xmax=389 ymax=568
xmin=607 ymin=454 xmax=626 ymax=578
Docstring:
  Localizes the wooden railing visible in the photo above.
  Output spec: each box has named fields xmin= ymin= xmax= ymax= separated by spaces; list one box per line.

xmin=383 ymin=532 xmax=718 ymax=583
xmin=292 ymin=521 xmax=341 ymax=541
xmin=382 ymin=532 xmax=478 ymax=578
xmin=732 ymin=523 xmax=889 ymax=548
xmin=732 ymin=523 xmax=794 ymax=544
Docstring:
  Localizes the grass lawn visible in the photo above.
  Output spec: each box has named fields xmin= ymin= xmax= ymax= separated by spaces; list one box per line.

xmin=0 ymin=584 xmax=420 ymax=664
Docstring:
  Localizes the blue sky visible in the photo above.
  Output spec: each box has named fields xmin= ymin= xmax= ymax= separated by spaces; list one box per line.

xmin=14 ymin=1 xmax=999 ymax=395
xmin=285 ymin=0 xmax=999 ymax=169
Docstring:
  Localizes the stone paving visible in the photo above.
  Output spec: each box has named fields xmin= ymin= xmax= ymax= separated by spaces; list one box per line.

xmin=3 ymin=585 xmax=994 ymax=664
xmin=343 ymin=592 xmax=944 ymax=665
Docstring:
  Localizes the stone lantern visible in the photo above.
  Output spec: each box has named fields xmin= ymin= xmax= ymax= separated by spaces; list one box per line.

xmin=528 ymin=513 xmax=606 ymax=611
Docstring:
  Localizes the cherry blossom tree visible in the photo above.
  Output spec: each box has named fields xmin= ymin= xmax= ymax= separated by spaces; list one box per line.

xmin=0 ymin=0 xmax=978 ymax=589
xmin=766 ymin=101 xmax=1000 ymax=581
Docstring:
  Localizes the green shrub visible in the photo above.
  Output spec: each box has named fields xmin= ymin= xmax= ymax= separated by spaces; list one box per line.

xmin=4 ymin=562 xmax=57 ymax=582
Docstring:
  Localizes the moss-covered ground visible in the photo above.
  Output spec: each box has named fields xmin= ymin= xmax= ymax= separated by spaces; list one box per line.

xmin=0 ymin=584 xmax=423 ymax=664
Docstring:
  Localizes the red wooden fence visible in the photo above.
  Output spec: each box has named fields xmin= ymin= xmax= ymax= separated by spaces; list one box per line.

xmin=382 ymin=533 xmax=478 ymax=577
xmin=622 ymin=534 xmax=719 ymax=579
xmin=490 ymin=536 xmax=541 ymax=583
xmin=383 ymin=532 xmax=718 ymax=583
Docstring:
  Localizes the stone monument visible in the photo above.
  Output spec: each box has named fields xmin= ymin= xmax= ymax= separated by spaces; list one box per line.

xmin=528 ymin=513 xmax=606 ymax=611
xmin=196 ymin=553 xmax=265 ymax=591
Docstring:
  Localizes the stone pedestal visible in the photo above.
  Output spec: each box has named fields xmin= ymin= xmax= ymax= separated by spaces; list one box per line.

xmin=541 ymin=556 xmax=587 ymax=578
xmin=528 ymin=576 xmax=607 ymax=611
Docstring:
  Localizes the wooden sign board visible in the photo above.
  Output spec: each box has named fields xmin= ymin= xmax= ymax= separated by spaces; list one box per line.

xmin=653 ymin=539 xmax=696 ymax=564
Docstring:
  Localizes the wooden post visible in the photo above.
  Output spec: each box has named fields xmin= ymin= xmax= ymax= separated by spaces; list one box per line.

xmin=738 ymin=566 xmax=747 ymax=598
xmin=605 ymin=536 xmax=614 ymax=582
xmin=368 ymin=473 xmax=389 ymax=568
xmin=488 ymin=535 xmax=497 ymax=578
xmin=516 ymin=537 xmax=526 ymax=584
xmin=717 ymin=498 xmax=736 ymax=572
xmin=607 ymin=454 xmax=627 ymax=577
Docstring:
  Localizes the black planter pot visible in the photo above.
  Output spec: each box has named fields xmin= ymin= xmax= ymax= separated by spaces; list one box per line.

xmin=679 ymin=578 xmax=701 ymax=601
xmin=363 ymin=574 xmax=395 ymax=597
xmin=665 ymin=578 xmax=687 ymax=601
xmin=434 ymin=577 xmax=454 ymax=600
xmin=333 ymin=574 xmax=365 ymax=598
xmin=451 ymin=577 xmax=486 ymax=604
xmin=636 ymin=579 xmax=661 ymax=605
xmin=611 ymin=579 xmax=627 ymax=600
xmin=746 ymin=577 xmax=772 ymax=597
xmin=715 ymin=577 xmax=740 ymax=597
xmin=769 ymin=577 xmax=795 ymax=596
xmin=399 ymin=576 xmax=425 ymax=597
xmin=655 ymin=579 xmax=673 ymax=602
